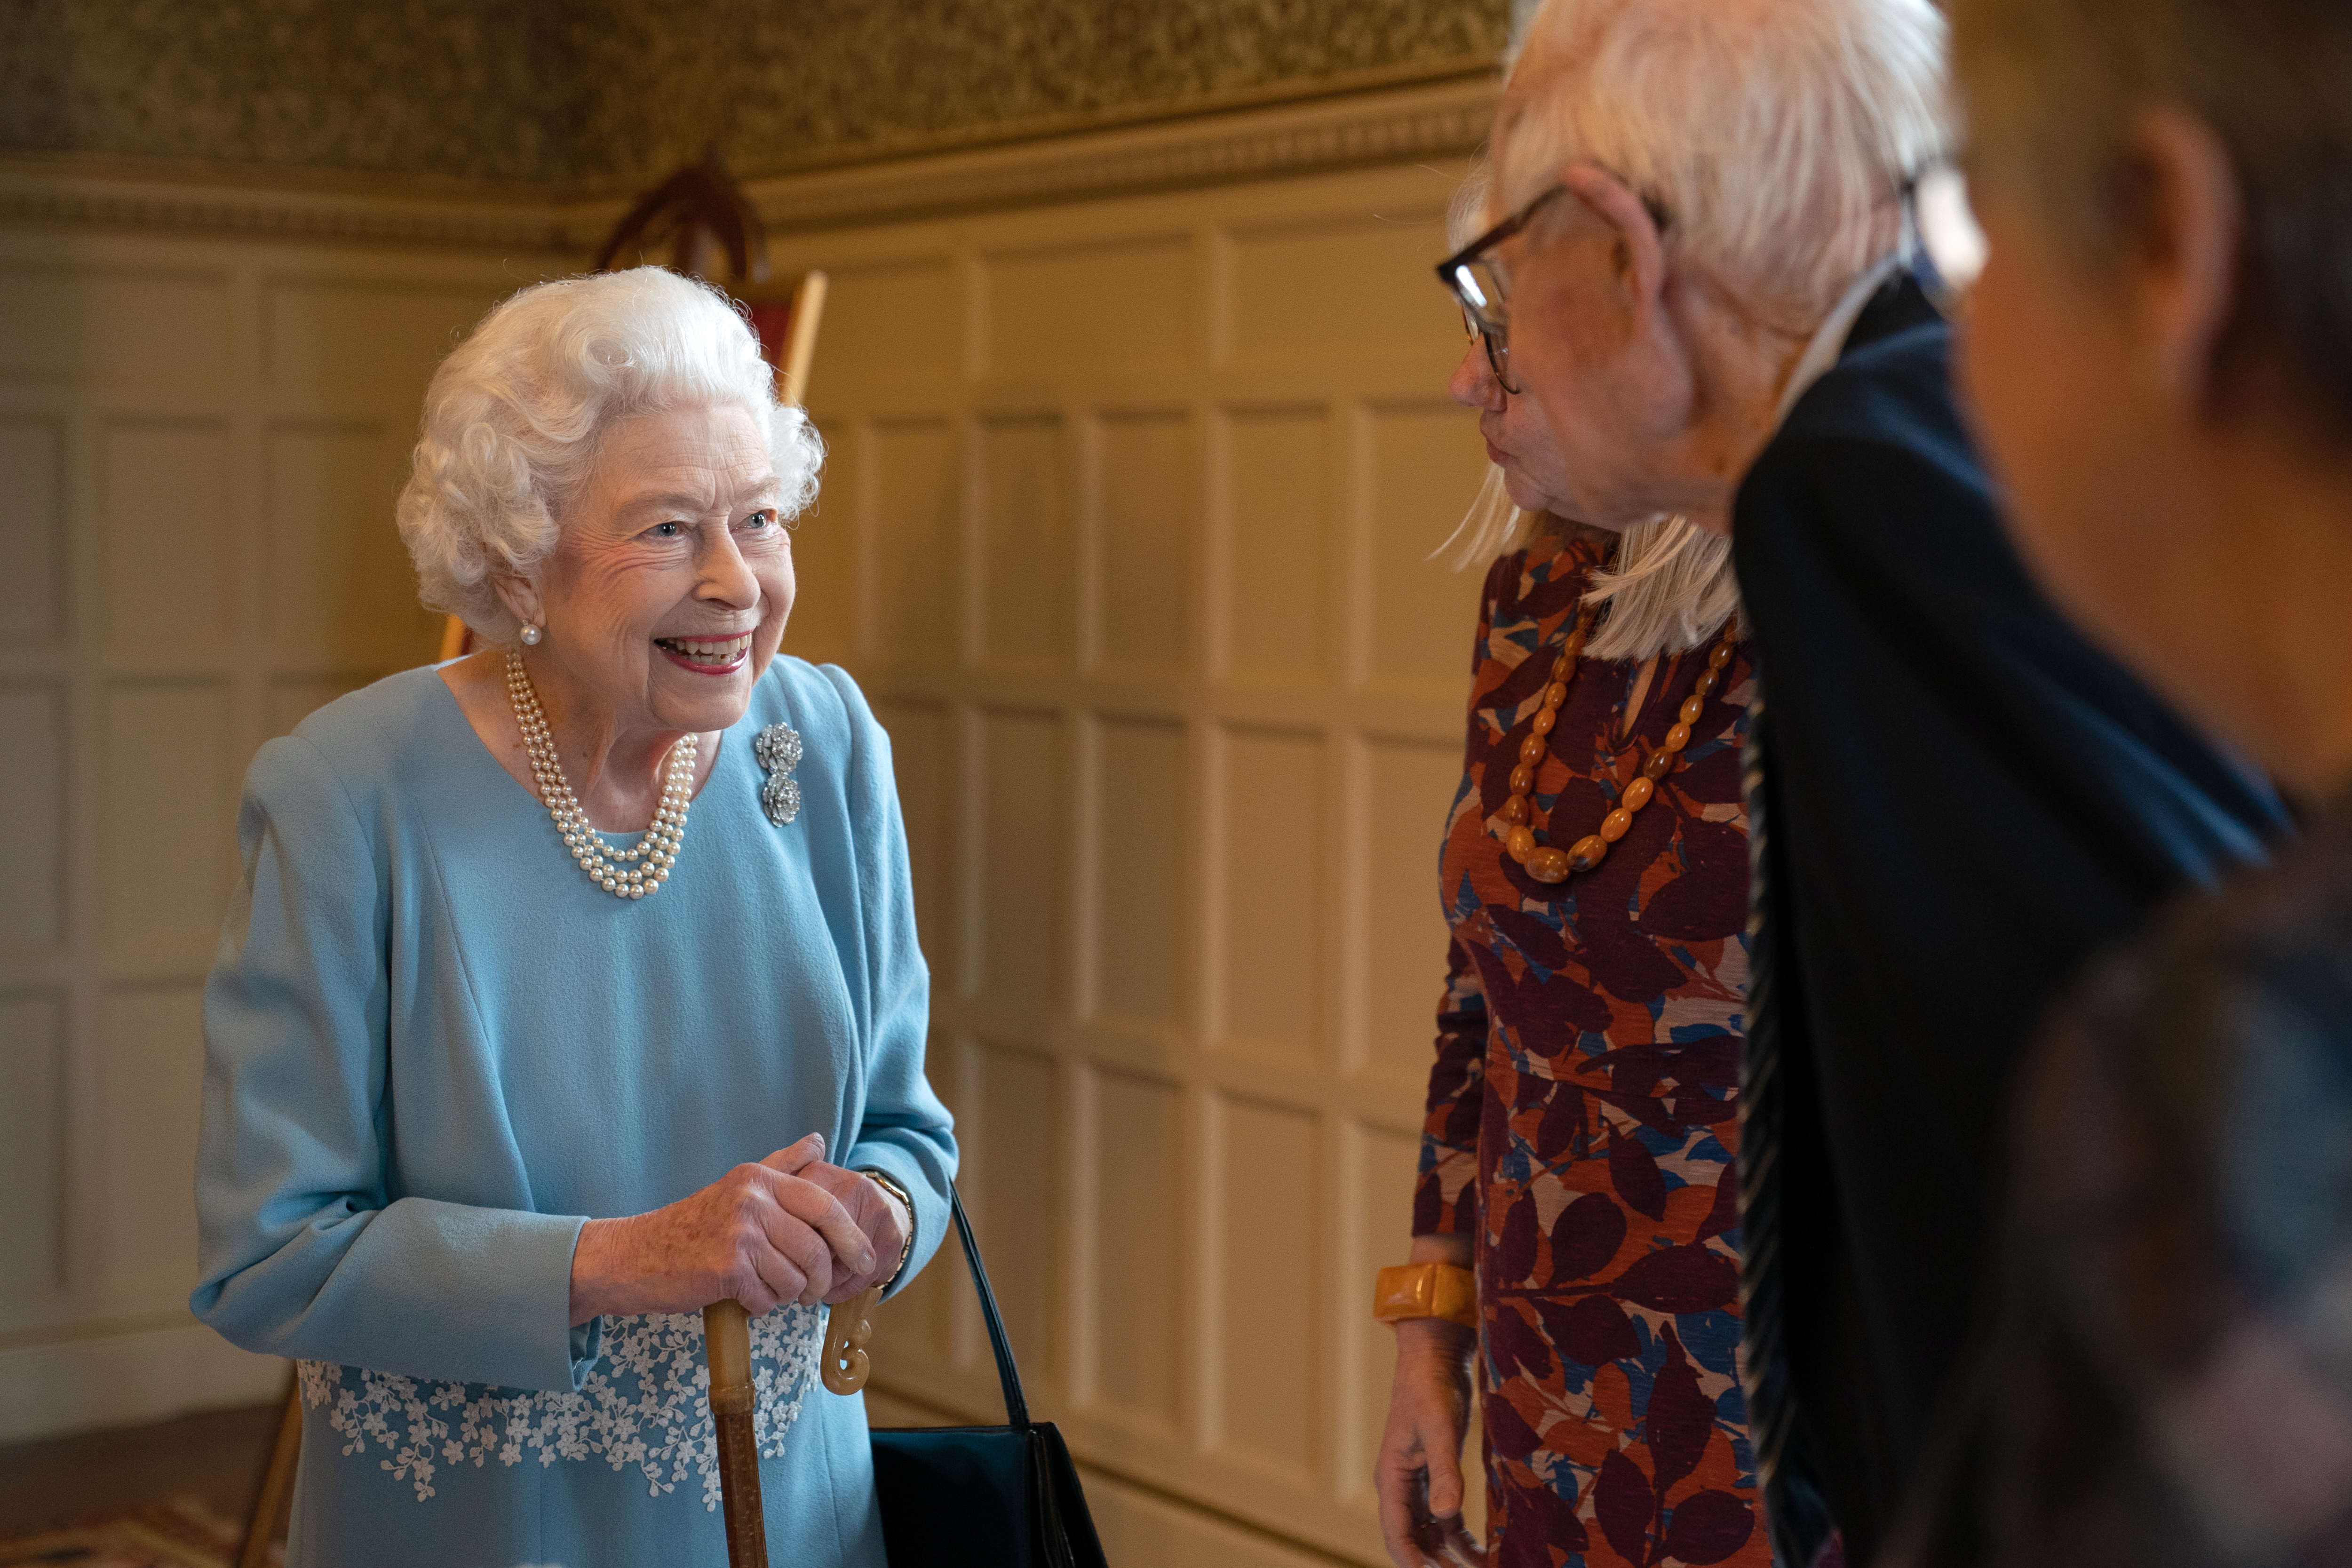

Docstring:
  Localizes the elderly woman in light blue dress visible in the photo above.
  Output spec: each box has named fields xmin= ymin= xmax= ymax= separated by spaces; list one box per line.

xmin=191 ymin=266 xmax=955 ymax=1568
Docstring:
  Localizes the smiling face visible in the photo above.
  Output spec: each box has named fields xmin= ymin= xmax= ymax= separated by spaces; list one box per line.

xmin=508 ymin=403 xmax=793 ymax=740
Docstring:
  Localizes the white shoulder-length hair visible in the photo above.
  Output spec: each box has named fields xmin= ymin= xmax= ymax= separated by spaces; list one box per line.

xmin=396 ymin=267 xmax=823 ymax=645
xmin=1438 ymin=164 xmax=1742 ymax=663
xmin=1499 ymin=0 xmax=1952 ymax=327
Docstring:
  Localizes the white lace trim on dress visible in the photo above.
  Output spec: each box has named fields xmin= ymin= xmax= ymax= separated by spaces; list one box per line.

xmin=296 ymin=1305 xmax=825 ymax=1508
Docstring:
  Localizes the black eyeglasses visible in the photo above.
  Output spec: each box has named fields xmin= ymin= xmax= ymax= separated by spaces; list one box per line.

xmin=1435 ymin=177 xmax=1672 ymax=394
xmin=1434 ymin=185 xmax=1568 ymax=394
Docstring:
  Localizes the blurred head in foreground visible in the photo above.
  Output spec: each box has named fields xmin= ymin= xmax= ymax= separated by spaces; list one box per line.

xmin=1891 ymin=3 xmax=2352 ymax=1563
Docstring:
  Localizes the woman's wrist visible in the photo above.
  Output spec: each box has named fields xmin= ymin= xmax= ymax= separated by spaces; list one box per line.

xmin=1394 ymin=1313 xmax=1479 ymax=1366
xmin=569 ymin=1215 xmax=631 ymax=1326
xmin=1409 ymin=1232 xmax=1474 ymax=1267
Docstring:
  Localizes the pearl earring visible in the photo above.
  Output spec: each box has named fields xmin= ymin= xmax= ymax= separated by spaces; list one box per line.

xmin=520 ymin=622 xmax=542 ymax=646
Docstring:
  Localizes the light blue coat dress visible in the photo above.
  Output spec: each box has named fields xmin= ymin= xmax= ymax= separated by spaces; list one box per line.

xmin=191 ymin=658 xmax=956 ymax=1568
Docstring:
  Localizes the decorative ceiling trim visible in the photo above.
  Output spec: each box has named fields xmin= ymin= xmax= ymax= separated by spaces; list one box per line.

xmin=0 ymin=167 xmax=569 ymax=251
xmin=0 ymin=76 xmax=1499 ymax=252
xmin=608 ymin=75 xmax=1501 ymax=242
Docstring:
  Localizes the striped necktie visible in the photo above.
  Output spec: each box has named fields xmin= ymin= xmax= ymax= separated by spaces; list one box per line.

xmin=1737 ymin=695 xmax=1835 ymax=1566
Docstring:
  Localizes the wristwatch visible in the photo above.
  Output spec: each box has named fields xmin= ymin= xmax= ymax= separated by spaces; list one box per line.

xmin=1372 ymin=1261 xmax=1478 ymax=1328
xmin=857 ymin=1167 xmax=918 ymax=1292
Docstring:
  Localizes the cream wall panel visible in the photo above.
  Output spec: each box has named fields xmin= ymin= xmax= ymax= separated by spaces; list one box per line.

xmin=812 ymin=259 xmax=960 ymax=393
xmin=1095 ymin=412 xmax=1193 ymax=676
xmin=1084 ymin=1067 xmax=1184 ymax=1432
xmin=978 ymin=416 xmax=1077 ymax=670
xmin=1212 ymin=1095 xmax=1320 ymax=1480
xmin=873 ymin=698 xmax=956 ymax=978
xmin=101 ymin=681 xmax=235 ymax=971
xmin=264 ymin=422 xmax=434 ymax=663
xmin=977 ymin=708 xmax=1067 ymax=1013
xmin=93 ymin=984 xmax=207 ymax=1310
xmin=261 ymin=279 xmax=495 ymax=404
xmin=1353 ymin=738 xmax=1464 ymax=1090
xmin=1213 ymin=727 xmax=1323 ymax=1065
xmin=0 ymin=414 xmax=66 ymax=645
xmin=984 ymin=238 xmax=1196 ymax=376
xmin=0 ymin=684 xmax=66 ymax=951
xmin=0 ymin=990 xmax=68 ymax=1305
xmin=99 ymin=420 xmax=234 ymax=655
xmin=786 ymin=414 xmax=861 ymax=666
xmin=1226 ymin=214 xmax=1455 ymax=366
xmin=1089 ymin=717 xmax=1187 ymax=1028
xmin=870 ymin=417 xmax=960 ymax=663
xmin=1219 ymin=408 xmax=1330 ymax=685
xmin=1360 ymin=402 xmax=1487 ymax=697
xmin=973 ymin=1041 xmax=1062 ymax=1388
xmin=0 ymin=268 xmax=229 ymax=390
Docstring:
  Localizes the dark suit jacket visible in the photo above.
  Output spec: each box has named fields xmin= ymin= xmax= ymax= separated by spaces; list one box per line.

xmin=1730 ymin=275 xmax=2289 ymax=1562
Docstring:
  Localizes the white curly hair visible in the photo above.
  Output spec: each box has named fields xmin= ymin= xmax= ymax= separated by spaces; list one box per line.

xmin=396 ymin=267 xmax=823 ymax=645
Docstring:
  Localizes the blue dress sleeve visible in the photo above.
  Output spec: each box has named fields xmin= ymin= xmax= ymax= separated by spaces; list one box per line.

xmin=817 ymin=665 xmax=959 ymax=1297
xmin=190 ymin=733 xmax=598 ymax=1392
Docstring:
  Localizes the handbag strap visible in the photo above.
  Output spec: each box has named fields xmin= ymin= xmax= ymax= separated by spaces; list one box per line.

xmin=947 ymin=1184 xmax=1031 ymax=1431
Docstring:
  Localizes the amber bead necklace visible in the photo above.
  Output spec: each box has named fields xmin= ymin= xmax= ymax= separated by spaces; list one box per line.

xmin=1497 ymin=610 xmax=1740 ymax=884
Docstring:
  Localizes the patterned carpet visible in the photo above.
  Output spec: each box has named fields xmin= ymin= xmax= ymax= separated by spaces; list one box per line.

xmin=0 ymin=1501 xmax=260 ymax=1568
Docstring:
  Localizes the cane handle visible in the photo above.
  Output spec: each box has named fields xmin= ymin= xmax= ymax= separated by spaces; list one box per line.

xmin=704 ymin=1299 xmax=754 ymax=1407
xmin=821 ymin=1287 xmax=880 ymax=1394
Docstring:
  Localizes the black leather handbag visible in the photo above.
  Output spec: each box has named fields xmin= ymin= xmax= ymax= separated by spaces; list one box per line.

xmin=869 ymin=1188 xmax=1110 ymax=1568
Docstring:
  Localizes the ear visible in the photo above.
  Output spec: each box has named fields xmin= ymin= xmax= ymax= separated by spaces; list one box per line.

xmin=1559 ymin=162 xmax=1670 ymax=325
xmin=2122 ymin=106 xmax=2246 ymax=412
xmin=491 ymin=572 xmax=545 ymax=638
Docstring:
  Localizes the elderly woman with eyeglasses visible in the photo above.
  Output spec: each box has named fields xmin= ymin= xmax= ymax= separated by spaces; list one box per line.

xmin=1430 ymin=1 xmax=2292 ymax=1564
xmin=1374 ymin=170 xmax=1764 ymax=1568
xmin=189 ymin=268 xmax=955 ymax=1568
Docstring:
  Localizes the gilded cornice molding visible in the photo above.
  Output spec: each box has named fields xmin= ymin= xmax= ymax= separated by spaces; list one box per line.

xmin=0 ymin=166 xmax=569 ymax=250
xmin=0 ymin=76 xmax=1501 ymax=251
xmin=759 ymin=74 xmax=1496 ymax=232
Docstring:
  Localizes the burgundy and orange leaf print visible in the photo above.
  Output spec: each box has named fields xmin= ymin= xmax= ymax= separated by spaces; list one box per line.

xmin=1413 ymin=537 xmax=1764 ymax=1568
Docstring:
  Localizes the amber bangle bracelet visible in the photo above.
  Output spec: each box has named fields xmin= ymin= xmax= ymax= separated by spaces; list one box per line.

xmin=1373 ymin=1261 xmax=1478 ymax=1328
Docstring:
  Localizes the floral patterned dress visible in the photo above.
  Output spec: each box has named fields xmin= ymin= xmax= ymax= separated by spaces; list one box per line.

xmin=1414 ymin=536 xmax=1764 ymax=1568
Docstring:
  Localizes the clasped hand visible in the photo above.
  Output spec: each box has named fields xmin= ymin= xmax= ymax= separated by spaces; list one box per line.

xmin=568 ymin=1133 xmax=908 ymax=1325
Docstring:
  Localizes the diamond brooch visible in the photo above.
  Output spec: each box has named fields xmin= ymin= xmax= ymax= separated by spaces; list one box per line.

xmin=755 ymin=721 xmax=803 ymax=826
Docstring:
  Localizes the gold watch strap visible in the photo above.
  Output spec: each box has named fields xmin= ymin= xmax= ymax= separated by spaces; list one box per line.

xmin=1373 ymin=1261 xmax=1478 ymax=1327
xmin=858 ymin=1167 xmax=918 ymax=1292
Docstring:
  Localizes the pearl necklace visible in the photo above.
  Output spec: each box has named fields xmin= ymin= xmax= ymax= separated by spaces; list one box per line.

xmin=1497 ymin=611 xmax=1740 ymax=884
xmin=506 ymin=650 xmax=697 ymax=900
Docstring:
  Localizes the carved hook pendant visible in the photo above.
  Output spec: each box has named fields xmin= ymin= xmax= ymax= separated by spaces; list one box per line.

xmin=821 ymin=1287 xmax=880 ymax=1394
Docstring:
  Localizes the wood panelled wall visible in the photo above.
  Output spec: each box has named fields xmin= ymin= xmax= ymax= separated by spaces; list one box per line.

xmin=0 ymin=136 xmax=1488 ymax=1567
xmin=0 ymin=229 xmax=558 ymax=1434
xmin=778 ymin=160 xmax=1487 ymax=1565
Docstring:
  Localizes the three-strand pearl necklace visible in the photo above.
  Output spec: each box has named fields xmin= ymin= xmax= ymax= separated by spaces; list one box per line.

xmin=506 ymin=649 xmax=695 ymax=900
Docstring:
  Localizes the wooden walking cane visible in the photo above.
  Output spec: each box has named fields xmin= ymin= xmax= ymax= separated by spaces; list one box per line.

xmin=704 ymin=1285 xmax=882 ymax=1568
xmin=704 ymin=1299 xmax=769 ymax=1568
